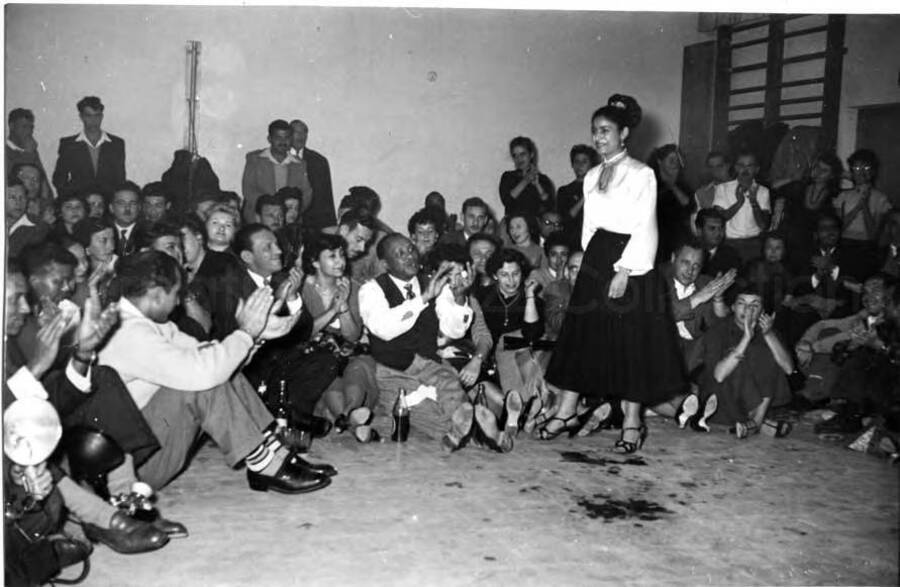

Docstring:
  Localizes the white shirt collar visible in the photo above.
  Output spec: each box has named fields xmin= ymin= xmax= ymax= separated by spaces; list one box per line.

xmin=115 ymin=222 xmax=136 ymax=237
xmin=290 ymin=147 xmax=305 ymax=159
xmin=8 ymin=214 xmax=35 ymax=234
xmin=388 ymin=273 xmax=420 ymax=297
xmin=6 ymin=139 xmax=25 ymax=152
xmin=673 ymin=279 xmax=696 ymax=300
xmin=75 ymin=130 xmax=111 ymax=147
xmin=246 ymin=269 xmax=272 ymax=289
xmin=260 ymin=147 xmax=299 ymax=166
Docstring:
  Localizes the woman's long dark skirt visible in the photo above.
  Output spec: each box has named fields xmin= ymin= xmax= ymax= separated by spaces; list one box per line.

xmin=544 ymin=229 xmax=686 ymax=404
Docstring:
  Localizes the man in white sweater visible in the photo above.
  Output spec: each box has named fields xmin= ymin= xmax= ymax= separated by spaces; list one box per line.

xmin=98 ymin=250 xmax=333 ymax=495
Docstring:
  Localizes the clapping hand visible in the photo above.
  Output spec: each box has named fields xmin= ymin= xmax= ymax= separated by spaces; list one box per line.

xmin=259 ymin=310 xmax=303 ymax=340
xmin=698 ymin=269 xmax=737 ymax=303
xmin=423 ymin=262 xmax=454 ymax=302
xmin=273 ymin=267 xmax=305 ymax=312
xmin=449 ymin=263 xmax=475 ymax=297
xmin=757 ymin=311 xmax=776 ymax=335
xmin=75 ymin=268 xmax=119 ymax=358
xmin=330 ymin=277 xmax=351 ymax=313
xmin=236 ymin=287 xmax=276 ymax=340
xmin=28 ymin=312 xmax=69 ymax=379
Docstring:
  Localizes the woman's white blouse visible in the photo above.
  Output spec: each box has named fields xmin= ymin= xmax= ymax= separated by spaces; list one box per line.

xmin=581 ymin=156 xmax=658 ymax=275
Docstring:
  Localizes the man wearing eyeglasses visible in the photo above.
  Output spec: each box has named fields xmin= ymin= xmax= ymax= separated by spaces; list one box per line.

xmin=538 ymin=210 xmax=563 ymax=246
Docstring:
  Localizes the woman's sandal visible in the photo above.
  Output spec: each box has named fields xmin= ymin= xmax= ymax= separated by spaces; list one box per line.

xmin=537 ymin=415 xmax=581 ymax=440
xmin=761 ymin=419 xmax=793 ymax=438
xmin=731 ymin=419 xmax=760 ymax=439
xmin=612 ymin=425 xmax=647 ymax=454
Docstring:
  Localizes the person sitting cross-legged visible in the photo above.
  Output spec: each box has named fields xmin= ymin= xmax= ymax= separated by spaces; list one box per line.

xmin=698 ymin=282 xmax=794 ymax=438
xmin=97 ymin=250 xmax=332 ymax=494
xmin=358 ymin=234 xmax=472 ymax=450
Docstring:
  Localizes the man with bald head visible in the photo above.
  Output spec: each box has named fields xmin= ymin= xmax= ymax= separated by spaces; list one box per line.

xmin=290 ymin=119 xmax=335 ymax=232
xmin=358 ymin=233 xmax=472 ymax=450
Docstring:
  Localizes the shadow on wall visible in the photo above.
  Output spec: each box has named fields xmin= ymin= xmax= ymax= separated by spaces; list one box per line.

xmin=629 ymin=112 xmax=667 ymax=164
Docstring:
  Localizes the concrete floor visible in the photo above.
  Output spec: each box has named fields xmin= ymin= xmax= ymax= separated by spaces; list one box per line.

xmin=73 ymin=417 xmax=898 ymax=586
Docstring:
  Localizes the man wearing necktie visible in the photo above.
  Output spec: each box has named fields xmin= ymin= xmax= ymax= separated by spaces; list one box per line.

xmin=358 ymin=234 xmax=472 ymax=449
xmin=110 ymin=181 xmax=143 ymax=257
xmin=197 ymin=223 xmax=340 ymax=446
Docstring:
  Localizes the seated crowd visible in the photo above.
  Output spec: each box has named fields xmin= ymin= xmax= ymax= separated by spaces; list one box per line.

xmin=4 ymin=96 xmax=900 ymax=585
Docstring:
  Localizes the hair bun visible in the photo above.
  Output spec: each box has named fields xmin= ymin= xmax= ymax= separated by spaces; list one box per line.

xmin=607 ymin=93 xmax=642 ymax=130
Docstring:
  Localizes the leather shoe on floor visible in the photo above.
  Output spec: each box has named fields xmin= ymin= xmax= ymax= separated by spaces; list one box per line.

xmin=288 ymin=451 xmax=338 ymax=477
xmin=474 ymin=404 xmax=513 ymax=453
xmin=442 ymin=403 xmax=474 ymax=452
xmin=83 ymin=511 xmax=169 ymax=554
xmin=501 ymin=390 xmax=523 ymax=438
xmin=51 ymin=535 xmax=93 ymax=568
xmin=247 ymin=459 xmax=332 ymax=494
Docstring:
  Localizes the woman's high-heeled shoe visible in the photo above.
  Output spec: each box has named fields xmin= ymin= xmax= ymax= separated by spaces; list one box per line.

xmin=612 ymin=425 xmax=647 ymax=454
xmin=537 ymin=414 xmax=581 ymax=440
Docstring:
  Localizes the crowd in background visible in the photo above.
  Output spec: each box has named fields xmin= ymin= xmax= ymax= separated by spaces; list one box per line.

xmin=4 ymin=93 xmax=900 ymax=585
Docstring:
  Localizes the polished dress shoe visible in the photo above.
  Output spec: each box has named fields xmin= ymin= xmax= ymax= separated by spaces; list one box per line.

xmin=151 ymin=517 xmax=189 ymax=538
xmin=113 ymin=490 xmax=189 ymax=539
xmin=288 ymin=451 xmax=338 ymax=477
xmin=247 ymin=458 xmax=332 ymax=494
xmin=51 ymin=535 xmax=93 ymax=569
xmin=83 ymin=511 xmax=169 ymax=554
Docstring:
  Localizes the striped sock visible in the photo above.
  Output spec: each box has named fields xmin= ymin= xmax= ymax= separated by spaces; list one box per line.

xmin=245 ymin=430 xmax=286 ymax=473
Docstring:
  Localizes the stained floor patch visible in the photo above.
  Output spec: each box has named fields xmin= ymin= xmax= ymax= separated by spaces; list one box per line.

xmin=576 ymin=494 xmax=673 ymax=522
xmin=559 ymin=451 xmax=647 ymax=466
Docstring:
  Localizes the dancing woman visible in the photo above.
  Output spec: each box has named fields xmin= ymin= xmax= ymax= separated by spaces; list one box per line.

xmin=540 ymin=97 xmax=686 ymax=452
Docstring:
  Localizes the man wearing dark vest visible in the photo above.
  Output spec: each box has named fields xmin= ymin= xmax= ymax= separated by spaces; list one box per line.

xmin=358 ymin=234 xmax=471 ymax=448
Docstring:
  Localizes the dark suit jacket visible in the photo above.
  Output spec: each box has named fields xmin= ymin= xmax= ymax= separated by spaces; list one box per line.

xmin=702 ymin=243 xmax=742 ymax=277
xmin=300 ymin=148 xmax=336 ymax=232
xmin=52 ymin=133 xmax=126 ymax=197
xmin=7 ymin=222 xmax=50 ymax=260
xmin=113 ymin=223 xmax=144 ymax=257
xmin=663 ymin=269 xmax=721 ymax=340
